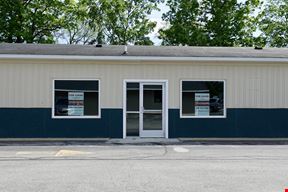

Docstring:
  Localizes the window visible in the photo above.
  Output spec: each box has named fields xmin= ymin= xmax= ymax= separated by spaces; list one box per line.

xmin=181 ymin=80 xmax=225 ymax=118
xmin=53 ymin=80 xmax=100 ymax=118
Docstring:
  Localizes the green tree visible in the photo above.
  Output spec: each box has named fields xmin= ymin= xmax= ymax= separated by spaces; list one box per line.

xmin=56 ymin=0 xmax=99 ymax=44
xmin=258 ymin=0 xmax=288 ymax=47
xmin=160 ymin=0 xmax=261 ymax=46
xmin=0 ymin=0 xmax=25 ymax=43
xmin=86 ymin=0 xmax=163 ymax=45
xmin=160 ymin=0 xmax=207 ymax=46
xmin=0 ymin=0 xmax=66 ymax=43
xmin=202 ymin=0 xmax=260 ymax=46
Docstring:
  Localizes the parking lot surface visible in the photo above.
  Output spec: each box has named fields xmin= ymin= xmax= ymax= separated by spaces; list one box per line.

xmin=0 ymin=145 xmax=287 ymax=192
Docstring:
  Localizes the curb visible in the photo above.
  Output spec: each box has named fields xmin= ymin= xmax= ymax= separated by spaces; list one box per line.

xmin=1 ymin=138 xmax=288 ymax=146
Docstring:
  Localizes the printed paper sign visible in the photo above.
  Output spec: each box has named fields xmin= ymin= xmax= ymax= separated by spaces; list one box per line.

xmin=195 ymin=93 xmax=210 ymax=116
xmin=68 ymin=92 xmax=84 ymax=101
xmin=195 ymin=93 xmax=209 ymax=102
xmin=68 ymin=92 xmax=84 ymax=116
xmin=195 ymin=106 xmax=210 ymax=116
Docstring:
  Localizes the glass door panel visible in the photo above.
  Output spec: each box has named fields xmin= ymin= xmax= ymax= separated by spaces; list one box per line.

xmin=143 ymin=113 xmax=162 ymax=130
xmin=140 ymin=83 xmax=164 ymax=137
xmin=143 ymin=84 xmax=163 ymax=131
xmin=126 ymin=83 xmax=140 ymax=136
xmin=126 ymin=113 xmax=139 ymax=136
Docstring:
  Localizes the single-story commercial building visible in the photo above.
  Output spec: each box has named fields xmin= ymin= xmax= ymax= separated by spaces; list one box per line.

xmin=0 ymin=43 xmax=287 ymax=139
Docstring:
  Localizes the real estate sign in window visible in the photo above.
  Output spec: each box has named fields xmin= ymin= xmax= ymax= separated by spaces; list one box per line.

xmin=181 ymin=81 xmax=225 ymax=118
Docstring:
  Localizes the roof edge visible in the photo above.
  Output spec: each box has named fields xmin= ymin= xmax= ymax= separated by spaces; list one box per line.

xmin=0 ymin=54 xmax=287 ymax=63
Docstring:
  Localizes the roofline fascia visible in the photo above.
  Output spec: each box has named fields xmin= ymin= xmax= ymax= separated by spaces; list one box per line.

xmin=0 ymin=54 xmax=287 ymax=63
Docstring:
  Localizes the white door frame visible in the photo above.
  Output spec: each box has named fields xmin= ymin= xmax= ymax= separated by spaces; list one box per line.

xmin=140 ymin=82 xmax=164 ymax=138
xmin=123 ymin=79 xmax=169 ymax=138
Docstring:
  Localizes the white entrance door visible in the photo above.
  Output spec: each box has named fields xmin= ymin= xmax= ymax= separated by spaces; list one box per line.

xmin=139 ymin=82 xmax=165 ymax=137
xmin=125 ymin=81 xmax=167 ymax=138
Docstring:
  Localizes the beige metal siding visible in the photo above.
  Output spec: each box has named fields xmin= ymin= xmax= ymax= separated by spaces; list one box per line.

xmin=0 ymin=59 xmax=287 ymax=108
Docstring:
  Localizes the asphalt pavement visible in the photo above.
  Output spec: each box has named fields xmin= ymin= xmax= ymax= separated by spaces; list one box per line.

xmin=0 ymin=145 xmax=287 ymax=192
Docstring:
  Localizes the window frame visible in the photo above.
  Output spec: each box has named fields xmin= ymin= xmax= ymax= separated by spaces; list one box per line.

xmin=52 ymin=79 xmax=101 ymax=119
xmin=180 ymin=79 xmax=226 ymax=118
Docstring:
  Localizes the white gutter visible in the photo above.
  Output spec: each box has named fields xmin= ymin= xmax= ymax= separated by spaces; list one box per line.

xmin=0 ymin=54 xmax=287 ymax=63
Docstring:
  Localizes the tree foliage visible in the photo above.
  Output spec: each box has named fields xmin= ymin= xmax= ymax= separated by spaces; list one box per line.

xmin=0 ymin=0 xmax=161 ymax=45
xmin=160 ymin=0 xmax=261 ymax=46
xmin=55 ymin=0 xmax=99 ymax=44
xmin=1 ymin=0 xmax=287 ymax=47
xmin=0 ymin=0 xmax=23 ymax=43
xmin=258 ymin=0 xmax=288 ymax=47
xmin=0 ymin=0 xmax=65 ymax=43
xmin=85 ymin=0 xmax=163 ymax=45
xmin=202 ymin=0 xmax=260 ymax=46
xmin=160 ymin=0 xmax=206 ymax=46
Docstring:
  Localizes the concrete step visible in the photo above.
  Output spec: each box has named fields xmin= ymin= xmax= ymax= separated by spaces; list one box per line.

xmin=107 ymin=138 xmax=180 ymax=145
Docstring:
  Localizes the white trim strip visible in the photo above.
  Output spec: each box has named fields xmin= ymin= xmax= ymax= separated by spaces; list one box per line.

xmin=0 ymin=54 xmax=288 ymax=63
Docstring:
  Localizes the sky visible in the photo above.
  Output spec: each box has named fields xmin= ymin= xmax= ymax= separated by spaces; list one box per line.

xmin=147 ymin=3 xmax=169 ymax=45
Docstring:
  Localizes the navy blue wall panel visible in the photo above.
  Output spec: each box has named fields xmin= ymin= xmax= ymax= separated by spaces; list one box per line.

xmin=169 ymin=109 xmax=288 ymax=138
xmin=0 ymin=108 xmax=123 ymax=138
xmin=0 ymin=108 xmax=288 ymax=138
